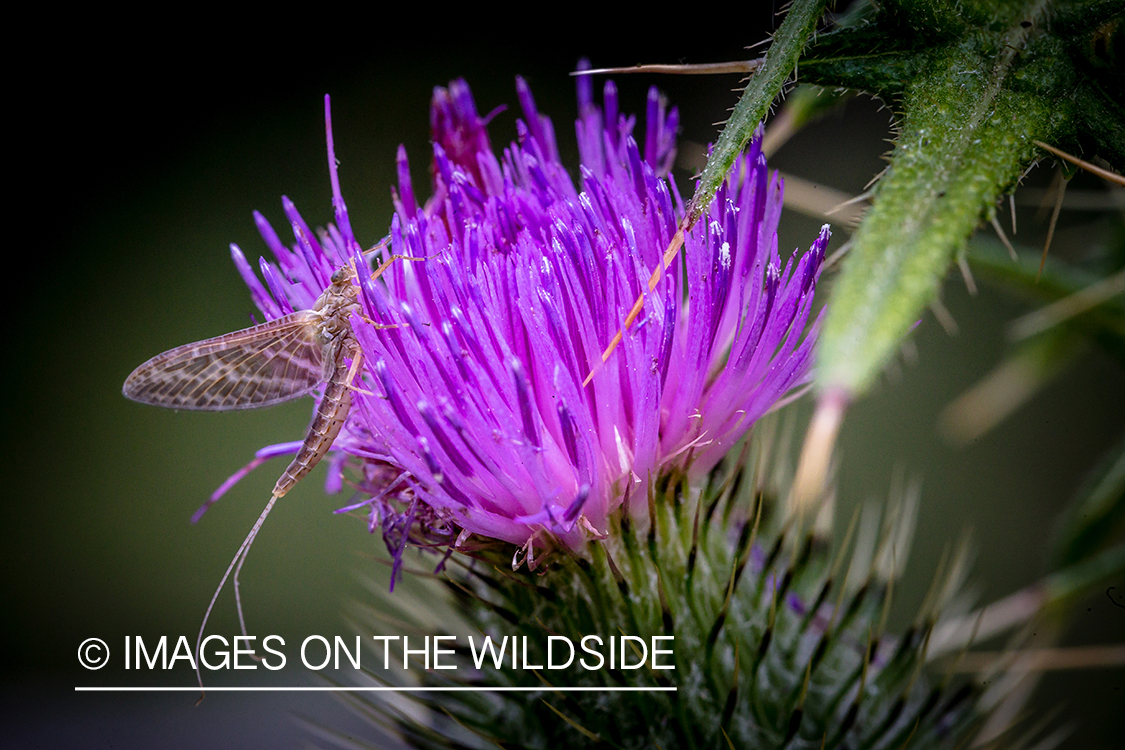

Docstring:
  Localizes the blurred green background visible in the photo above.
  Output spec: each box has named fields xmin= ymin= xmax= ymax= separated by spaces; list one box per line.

xmin=6 ymin=12 xmax=1123 ymax=749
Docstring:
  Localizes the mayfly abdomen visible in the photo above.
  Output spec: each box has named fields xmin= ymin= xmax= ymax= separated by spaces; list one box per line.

xmin=272 ymin=340 xmax=358 ymax=498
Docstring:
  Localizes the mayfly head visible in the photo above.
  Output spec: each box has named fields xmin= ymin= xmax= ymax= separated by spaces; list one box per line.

xmin=315 ymin=263 xmax=362 ymax=315
xmin=330 ymin=263 xmax=357 ymax=287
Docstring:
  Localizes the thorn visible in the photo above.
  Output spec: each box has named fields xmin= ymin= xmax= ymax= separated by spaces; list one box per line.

xmin=826 ymin=188 xmax=874 ymax=216
xmin=929 ymin=297 xmax=958 ymax=336
xmin=779 ymin=173 xmax=867 ymax=226
xmin=571 ymin=59 xmax=764 ymax=77
xmin=1033 ymin=169 xmax=1061 ymax=223
xmin=957 ymin=254 xmax=977 ymax=296
xmin=821 ymin=239 xmax=853 ymax=271
xmin=990 ymin=213 xmax=1018 ymax=261
xmin=938 ymin=343 xmax=1063 ymax=446
xmin=1037 ymin=172 xmax=1069 ymax=281
xmin=1009 ymin=267 xmax=1125 ymax=341
xmin=941 ymin=608 xmax=986 ymax=678
xmin=1034 ymin=140 xmax=1125 ymax=187
xmin=946 ymin=644 xmax=1125 ymax=673
xmin=862 ymin=165 xmax=890 ymax=191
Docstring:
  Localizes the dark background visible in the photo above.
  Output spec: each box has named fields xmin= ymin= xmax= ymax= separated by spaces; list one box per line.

xmin=6 ymin=10 xmax=1123 ymax=748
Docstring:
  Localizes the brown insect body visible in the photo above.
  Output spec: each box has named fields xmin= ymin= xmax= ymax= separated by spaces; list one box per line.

xmin=272 ymin=332 xmax=357 ymax=498
xmin=271 ymin=267 xmax=362 ymax=498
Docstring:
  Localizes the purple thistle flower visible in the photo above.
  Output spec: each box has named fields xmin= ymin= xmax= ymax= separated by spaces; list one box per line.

xmin=227 ymin=75 xmax=829 ymax=565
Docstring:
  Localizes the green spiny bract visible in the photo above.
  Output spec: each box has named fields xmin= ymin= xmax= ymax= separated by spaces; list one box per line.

xmin=348 ymin=440 xmax=979 ymax=750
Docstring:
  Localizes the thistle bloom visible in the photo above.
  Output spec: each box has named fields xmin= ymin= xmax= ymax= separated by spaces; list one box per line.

xmin=230 ymin=75 xmax=828 ymax=561
xmin=214 ymin=77 xmax=998 ymax=750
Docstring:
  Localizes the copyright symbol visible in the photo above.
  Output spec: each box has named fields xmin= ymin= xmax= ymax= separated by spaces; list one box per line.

xmin=78 ymin=638 xmax=109 ymax=670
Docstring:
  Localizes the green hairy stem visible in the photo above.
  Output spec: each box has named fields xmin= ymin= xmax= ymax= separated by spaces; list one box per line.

xmin=694 ymin=0 xmax=1123 ymax=396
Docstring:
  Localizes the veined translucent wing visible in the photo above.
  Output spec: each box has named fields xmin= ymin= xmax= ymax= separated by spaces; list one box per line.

xmin=123 ymin=311 xmax=327 ymax=411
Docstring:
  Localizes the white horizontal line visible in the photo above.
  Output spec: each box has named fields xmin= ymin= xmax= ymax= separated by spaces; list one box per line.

xmin=75 ymin=686 xmax=676 ymax=693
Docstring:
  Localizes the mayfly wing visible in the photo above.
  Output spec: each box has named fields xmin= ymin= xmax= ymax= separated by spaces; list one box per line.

xmin=123 ymin=311 xmax=327 ymax=411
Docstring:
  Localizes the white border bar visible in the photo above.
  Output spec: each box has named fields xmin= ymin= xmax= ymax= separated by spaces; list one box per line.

xmin=75 ymin=686 xmax=676 ymax=692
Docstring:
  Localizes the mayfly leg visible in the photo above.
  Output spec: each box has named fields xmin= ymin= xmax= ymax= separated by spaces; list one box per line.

xmin=232 ymin=533 xmax=255 ymax=647
xmin=194 ymin=491 xmax=279 ymax=693
xmin=369 ymin=252 xmax=428 ymax=281
xmin=195 ymin=341 xmax=365 ymax=691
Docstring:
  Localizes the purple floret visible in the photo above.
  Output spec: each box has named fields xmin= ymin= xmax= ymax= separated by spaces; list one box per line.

xmin=220 ymin=75 xmax=829 ymax=572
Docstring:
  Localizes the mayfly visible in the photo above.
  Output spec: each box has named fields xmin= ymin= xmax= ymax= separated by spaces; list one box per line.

xmin=123 ymin=261 xmax=366 ymax=495
xmin=123 ymin=254 xmax=402 ymax=685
